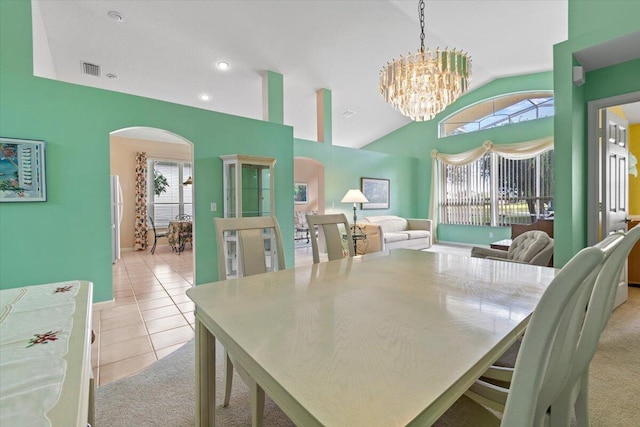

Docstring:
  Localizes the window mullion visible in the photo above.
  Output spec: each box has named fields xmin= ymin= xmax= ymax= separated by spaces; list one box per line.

xmin=178 ymin=162 xmax=184 ymax=215
xmin=535 ymin=155 xmax=541 ymax=219
xmin=490 ymin=153 xmax=498 ymax=226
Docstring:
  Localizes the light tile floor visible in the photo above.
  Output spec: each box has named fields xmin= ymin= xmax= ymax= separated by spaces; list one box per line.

xmin=93 ymin=244 xmax=195 ymax=386
xmin=95 ymin=242 xmax=465 ymax=386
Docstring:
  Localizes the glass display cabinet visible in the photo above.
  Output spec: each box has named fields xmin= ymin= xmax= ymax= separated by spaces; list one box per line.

xmin=220 ymin=154 xmax=276 ymax=218
xmin=219 ymin=154 xmax=277 ymax=277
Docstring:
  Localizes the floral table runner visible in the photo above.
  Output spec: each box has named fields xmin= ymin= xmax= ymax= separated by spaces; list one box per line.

xmin=0 ymin=281 xmax=80 ymax=427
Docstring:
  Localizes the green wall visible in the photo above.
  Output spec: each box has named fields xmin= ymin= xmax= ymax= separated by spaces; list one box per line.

xmin=552 ymin=0 xmax=640 ymax=266
xmin=294 ymin=138 xmax=420 ymax=220
xmin=363 ymin=72 xmax=554 ymax=245
xmin=0 ymin=1 xmax=419 ymax=302
xmin=0 ymin=0 xmax=295 ymax=301
xmin=569 ymin=0 xmax=640 ymax=38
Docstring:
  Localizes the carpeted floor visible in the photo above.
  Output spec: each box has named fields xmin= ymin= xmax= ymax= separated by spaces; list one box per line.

xmin=96 ymin=338 xmax=295 ymax=426
xmin=96 ymin=287 xmax=640 ymax=427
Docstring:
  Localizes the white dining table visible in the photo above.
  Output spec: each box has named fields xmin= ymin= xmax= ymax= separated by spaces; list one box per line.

xmin=187 ymin=249 xmax=557 ymax=426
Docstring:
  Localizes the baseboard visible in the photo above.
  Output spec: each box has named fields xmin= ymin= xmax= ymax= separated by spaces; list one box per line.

xmin=434 ymin=240 xmax=475 ymax=248
xmin=93 ymin=299 xmax=115 ymax=311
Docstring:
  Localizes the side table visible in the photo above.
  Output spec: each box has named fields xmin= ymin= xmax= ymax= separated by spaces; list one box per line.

xmin=344 ymin=225 xmax=368 ymax=255
xmin=490 ymin=239 xmax=512 ymax=251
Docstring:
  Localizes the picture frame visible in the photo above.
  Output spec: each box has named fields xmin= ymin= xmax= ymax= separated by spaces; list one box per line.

xmin=361 ymin=177 xmax=389 ymax=210
xmin=294 ymin=182 xmax=308 ymax=204
xmin=0 ymin=137 xmax=47 ymax=202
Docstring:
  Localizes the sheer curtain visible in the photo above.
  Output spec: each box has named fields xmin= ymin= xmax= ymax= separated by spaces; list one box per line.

xmin=134 ymin=151 xmax=148 ymax=251
xmin=429 ymin=136 xmax=554 ymax=241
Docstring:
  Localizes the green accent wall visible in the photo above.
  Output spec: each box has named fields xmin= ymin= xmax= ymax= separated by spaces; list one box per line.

xmin=0 ymin=1 xmax=295 ymax=301
xmin=294 ymin=138 xmax=419 ymax=220
xmin=363 ymin=72 xmax=554 ymax=246
xmin=569 ymin=0 xmax=640 ymax=38
xmin=552 ymin=0 xmax=640 ymax=266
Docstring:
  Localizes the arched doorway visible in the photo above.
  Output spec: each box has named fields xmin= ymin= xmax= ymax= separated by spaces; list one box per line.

xmin=97 ymin=126 xmax=196 ymax=385
xmin=293 ymin=157 xmax=324 ymax=265
xmin=110 ymin=127 xmax=195 ymax=261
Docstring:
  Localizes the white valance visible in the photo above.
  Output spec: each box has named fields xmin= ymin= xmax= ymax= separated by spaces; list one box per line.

xmin=428 ymin=136 xmax=554 ymax=241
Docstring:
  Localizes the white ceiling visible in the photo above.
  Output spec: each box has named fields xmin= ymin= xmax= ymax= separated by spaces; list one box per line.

xmin=33 ymin=0 xmax=570 ymax=149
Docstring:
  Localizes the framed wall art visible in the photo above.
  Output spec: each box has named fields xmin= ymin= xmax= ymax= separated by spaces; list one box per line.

xmin=361 ymin=177 xmax=389 ymax=210
xmin=294 ymin=182 xmax=308 ymax=204
xmin=0 ymin=137 xmax=47 ymax=202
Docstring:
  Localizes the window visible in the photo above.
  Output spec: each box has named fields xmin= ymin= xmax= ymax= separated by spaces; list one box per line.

xmin=440 ymin=150 xmax=553 ymax=226
xmin=148 ymin=159 xmax=192 ymax=227
xmin=439 ymin=91 xmax=554 ymax=137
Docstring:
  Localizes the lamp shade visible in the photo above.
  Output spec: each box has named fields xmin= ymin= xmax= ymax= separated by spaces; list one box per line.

xmin=341 ymin=189 xmax=369 ymax=204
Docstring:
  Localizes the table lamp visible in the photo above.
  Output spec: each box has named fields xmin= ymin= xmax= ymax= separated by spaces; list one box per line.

xmin=341 ymin=189 xmax=369 ymax=224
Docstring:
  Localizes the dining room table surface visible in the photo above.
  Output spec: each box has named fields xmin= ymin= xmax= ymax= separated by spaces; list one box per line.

xmin=187 ymin=249 xmax=558 ymax=426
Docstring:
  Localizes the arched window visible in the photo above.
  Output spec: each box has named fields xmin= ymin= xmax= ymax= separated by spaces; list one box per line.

xmin=439 ymin=91 xmax=554 ymax=137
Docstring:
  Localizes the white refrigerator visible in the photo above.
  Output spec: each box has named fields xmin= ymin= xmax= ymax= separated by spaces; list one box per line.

xmin=111 ymin=175 xmax=123 ymax=263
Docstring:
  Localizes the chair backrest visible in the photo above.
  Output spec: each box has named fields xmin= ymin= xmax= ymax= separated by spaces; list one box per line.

xmin=306 ymin=213 xmax=354 ymax=264
xmin=507 ymin=230 xmax=554 ymax=265
xmin=571 ymin=225 xmax=640 ymax=382
xmin=214 ymin=216 xmax=285 ymax=280
xmin=175 ymin=214 xmax=192 ymax=221
xmin=500 ymin=244 xmax=610 ymax=426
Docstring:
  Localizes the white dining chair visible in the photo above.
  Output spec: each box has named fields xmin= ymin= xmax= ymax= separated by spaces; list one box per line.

xmin=435 ymin=243 xmax=611 ymax=426
xmin=306 ymin=213 xmax=354 ymax=264
xmin=464 ymin=232 xmax=625 ymax=414
xmin=552 ymin=224 xmax=640 ymax=426
xmin=214 ymin=216 xmax=286 ymax=427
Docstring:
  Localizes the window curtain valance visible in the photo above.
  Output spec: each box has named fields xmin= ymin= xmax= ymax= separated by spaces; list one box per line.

xmin=428 ymin=136 xmax=554 ymax=241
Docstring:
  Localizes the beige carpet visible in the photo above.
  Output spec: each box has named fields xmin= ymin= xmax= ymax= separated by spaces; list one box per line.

xmin=588 ymin=286 xmax=640 ymax=427
xmin=96 ymin=286 xmax=640 ymax=426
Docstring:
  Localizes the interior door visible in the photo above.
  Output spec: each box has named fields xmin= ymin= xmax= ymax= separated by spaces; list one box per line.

xmin=601 ymin=108 xmax=629 ymax=307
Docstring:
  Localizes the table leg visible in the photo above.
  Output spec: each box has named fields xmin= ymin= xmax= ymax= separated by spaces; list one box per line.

xmin=196 ymin=319 xmax=216 ymax=427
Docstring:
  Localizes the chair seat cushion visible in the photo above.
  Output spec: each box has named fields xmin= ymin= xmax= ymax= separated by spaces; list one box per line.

xmin=432 ymin=395 xmax=499 ymax=426
xmin=383 ymin=232 xmax=409 ymax=244
xmin=401 ymin=230 xmax=430 ymax=239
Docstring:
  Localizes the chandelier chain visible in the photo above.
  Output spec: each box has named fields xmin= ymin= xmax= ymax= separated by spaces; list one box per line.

xmin=419 ymin=0 xmax=425 ymax=53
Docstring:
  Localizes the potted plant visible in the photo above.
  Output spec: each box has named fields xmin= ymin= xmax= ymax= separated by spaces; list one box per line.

xmin=153 ymin=169 xmax=169 ymax=196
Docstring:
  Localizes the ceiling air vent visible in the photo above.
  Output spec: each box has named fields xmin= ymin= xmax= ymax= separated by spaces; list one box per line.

xmin=340 ymin=110 xmax=356 ymax=119
xmin=81 ymin=61 xmax=101 ymax=77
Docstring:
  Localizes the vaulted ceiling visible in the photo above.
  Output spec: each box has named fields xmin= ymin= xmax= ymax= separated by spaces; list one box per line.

xmin=33 ymin=0 xmax=572 ymax=148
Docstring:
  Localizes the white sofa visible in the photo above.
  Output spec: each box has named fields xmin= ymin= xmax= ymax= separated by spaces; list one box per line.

xmin=359 ymin=215 xmax=432 ymax=251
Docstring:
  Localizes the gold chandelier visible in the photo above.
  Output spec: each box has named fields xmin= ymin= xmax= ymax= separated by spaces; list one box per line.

xmin=380 ymin=0 xmax=471 ymax=121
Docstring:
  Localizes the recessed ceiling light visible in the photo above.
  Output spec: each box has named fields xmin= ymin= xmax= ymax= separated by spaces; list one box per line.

xmin=106 ymin=73 xmax=118 ymax=80
xmin=217 ymin=61 xmax=230 ymax=71
xmin=107 ymin=11 xmax=124 ymax=22
xmin=200 ymin=94 xmax=211 ymax=101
